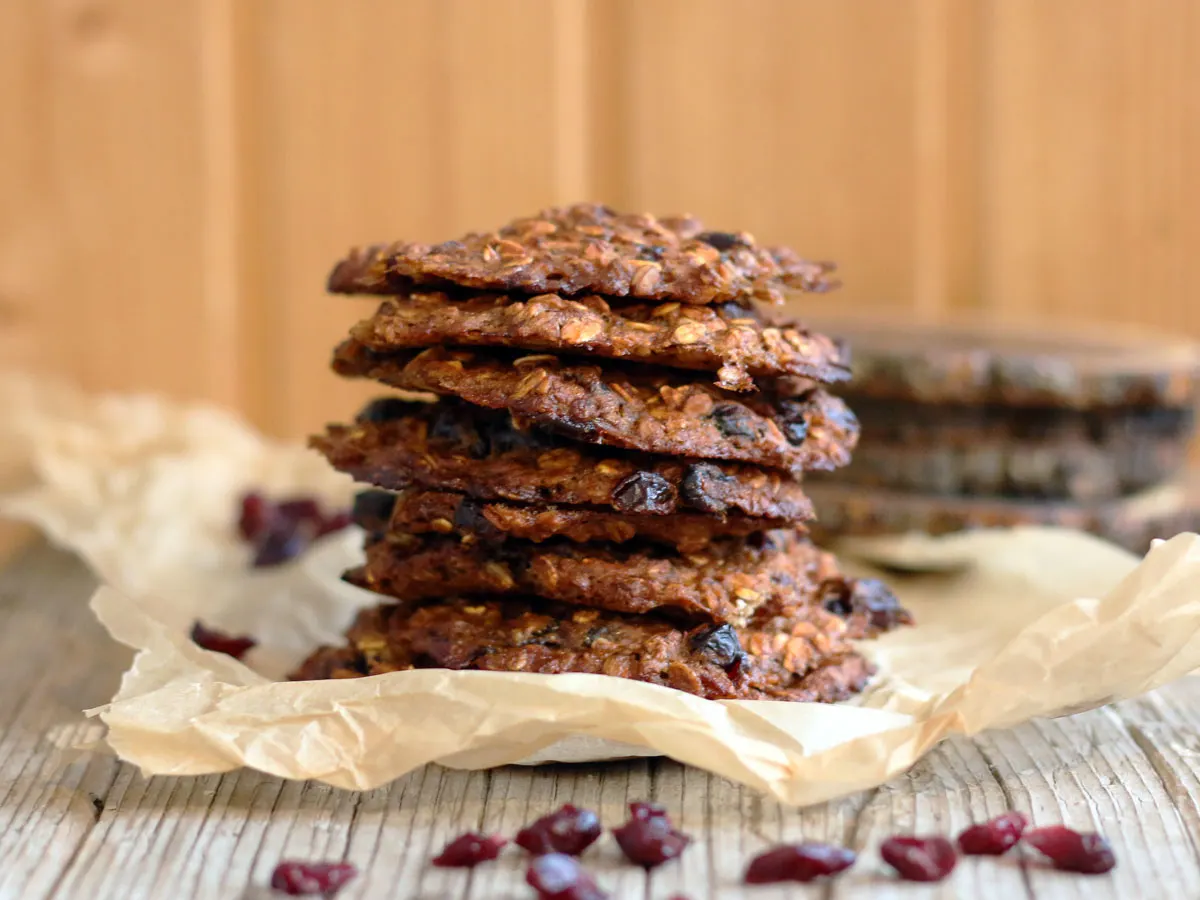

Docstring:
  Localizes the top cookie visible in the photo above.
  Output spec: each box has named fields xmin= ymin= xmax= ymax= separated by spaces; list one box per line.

xmin=327 ymin=202 xmax=838 ymax=305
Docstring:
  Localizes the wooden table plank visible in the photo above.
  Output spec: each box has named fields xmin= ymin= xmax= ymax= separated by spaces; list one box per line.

xmin=2 ymin=544 xmax=1200 ymax=899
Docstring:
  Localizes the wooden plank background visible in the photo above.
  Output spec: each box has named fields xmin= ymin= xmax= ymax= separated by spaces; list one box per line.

xmin=2 ymin=0 xmax=1199 ymax=438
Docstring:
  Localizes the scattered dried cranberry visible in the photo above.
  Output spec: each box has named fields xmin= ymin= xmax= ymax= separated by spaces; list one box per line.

xmin=613 ymin=803 xmax=691 ymax=868
xmin=277 ymin=498 xmax=323 ymax=522
xmin=238 ymin=491 xmax=272 ymax=541
xmin=236 ymin=491 xmax=351 ymax=568
xmin=269 ymin=861 xmax=357 ymax=895
xmin=880 ymin=836 xmax=957 ymax=882
xmin=431 ymin=831 xmax=507 ymax=867
xmin=252 ymin=521 xmax=310 ymax=568
xmin=744 ymin=842 xmax=856 ymax=883
xmin=315 ymin=510 xmax=353 ymax=537
xmin=1024 ymin=826 xmax=1115 ymax=874
xmin=628 ymin=801 xmax=669 ymax=821
xmin=957 ymin=812 xmax=1028 ymax=855
xmin=526 ymin=853 xmax=609 ymax=900
xmin=190 ymin=621 xmax=257 ymax=660
xmin=516 ymin=804 xmax=602 ymax=856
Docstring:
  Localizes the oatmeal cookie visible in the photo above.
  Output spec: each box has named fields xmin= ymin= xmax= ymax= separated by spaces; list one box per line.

xmin=348 ymin=292 xmax=849 ymax=392
xmin=312 ymin=398 xmax=814 ymax=521
xmin=366 ymin=489 xmax=785 ymax=553
xmin=327 ymin=202 xmax=837 ymax=305
xmin=830 ymin=397 xmax=1192 ymax=500
xmin=355 ymin=529 xmax=824 ymax=625
xmin=806 ymin=312 xmax=1200 ymax=409
xmin=806 ymin=477 xmax=1200 ymax=556
xmin=331 ymin=342 xmax=857 ymax=475
xmin=290 ymin=596 xmax=874 ymax=703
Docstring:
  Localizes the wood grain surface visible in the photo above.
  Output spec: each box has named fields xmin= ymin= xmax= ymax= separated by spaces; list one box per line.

xmin=3 ymin=543 xmax=1200 ymax=899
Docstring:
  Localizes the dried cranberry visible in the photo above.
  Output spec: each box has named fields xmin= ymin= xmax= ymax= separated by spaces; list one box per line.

xmin=525 ymin=853 xmax=608 ymax=900
xmin=957 ymin=812 xmax=1028 ymax=855
xmin=252 ymin=521 xmax=311 ymax=568
xmin=238 ymin=492 xmax=274 ymax=541
xmin=1024 ymin=826 xmax=1115 ymax=874
xmin=716 ymin=301 xmax=759 ymax=321
xmin=880 ymin=836 xmax=957 ymax=882
xmin=516 ymin=804 xmax=602 ymax=856
xmin=351 ymin=489 xmax=397 ymax=533
xmin=278 ymin=498 xmax=323 ymax=523
xmin=851 ymin=579 xmax=910 ymax=630
xmin=315 ymin=510 xmax=353 ymax=537
xmin=689 ymin=624 xmax=746 ymax=672
xmin=190 ymin=621 xmax=256 ymax=660
xmin=453 ymin=498 xmax=505 ymax=542
xmin=356 ymin=396 xmax=415 ymax=424
xmin=776 ymin=401 xmax=811 ymax=446
xmin=695 ymin=231 xmax=743 ymax=252
xmin=821 ymin=577 xmax=911 ymax=630
xmin=709 ymin=403 xmax=758 ymax=439
xmin=613 ymin=805 xmax=690 ymax=868
xmin=431 ymin=831 xmax=507 ymax=867
xmin=744 ymin=842 xmax=856 ymax=883
xmin=611 ymin=471 xmax=676 ymax=514
xmin=269 ymin=861 xmax=357 ymax=895
xmin=629 ymin=801 xmax=669 ymax=821
xmin=678 ymin=463 xmax=730 ymax=514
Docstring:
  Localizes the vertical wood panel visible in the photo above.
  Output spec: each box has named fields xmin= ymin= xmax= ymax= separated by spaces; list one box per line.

xmin=239 ymin=0 xmax=591 ymax=437
xmin=981 ymin=0 xmax=1200 ymax=331
xmin=7 ymin=0 xmax=1200 ymax=436
xmin=589 ymin=0 xmax=979 ymax=316
xmin=0 ymin=1 xmax=234 ymax=406
xmin=0 ymin=0 xmax=42 ymax=374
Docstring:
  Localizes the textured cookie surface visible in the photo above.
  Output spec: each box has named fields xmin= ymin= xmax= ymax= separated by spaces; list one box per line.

xmin=356 ymin=529 xmax=824 ymax=626
xmin=327 ymin=202 xmax=838 ymax=305
xmin=312 ymin=398 xmax=815 ymax=521
xmin=331 ymin=342 xmax=858 ymax=475
xmin=290 ymin=596 xmax=874 ymax=703
xmin=367 ymin=489 xmax=785 ymax=554
xmin=348 ymin=292 xmax=849 ymax=392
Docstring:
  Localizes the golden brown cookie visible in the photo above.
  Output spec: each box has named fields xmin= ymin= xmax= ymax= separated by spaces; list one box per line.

xmin=347 ymin=292 xmax=849 ymax=392
xmin=290 ymin=595 xmax=875 ymax=703
xmin=327 ymin=202 xmax=837 ymax=305
xmin=331 ymin=342 xmax=858 ymax=476
xmin=313 ymin=398 xmax=815 ymax=520
xmin=367 ymin=489 xmax=787 ymax=554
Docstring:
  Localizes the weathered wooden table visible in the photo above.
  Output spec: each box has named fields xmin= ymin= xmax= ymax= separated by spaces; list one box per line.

xmin=3 ymin=543 xmax=1200 ymax=899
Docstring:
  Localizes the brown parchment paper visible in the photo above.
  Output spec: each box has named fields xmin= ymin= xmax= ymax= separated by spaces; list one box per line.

xmin=5 ymin=373 xmax=1200 ymax=807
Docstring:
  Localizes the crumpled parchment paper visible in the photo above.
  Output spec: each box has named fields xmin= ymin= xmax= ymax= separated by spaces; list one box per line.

xmin=4 ymin=372 xmax=1200 ymax=807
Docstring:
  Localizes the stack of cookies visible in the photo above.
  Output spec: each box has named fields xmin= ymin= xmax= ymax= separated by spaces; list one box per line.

xmin=803 ymin=315 xmax=1200 ymax=553
xmin=293 ymin=204 xmax=909 ymax=703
